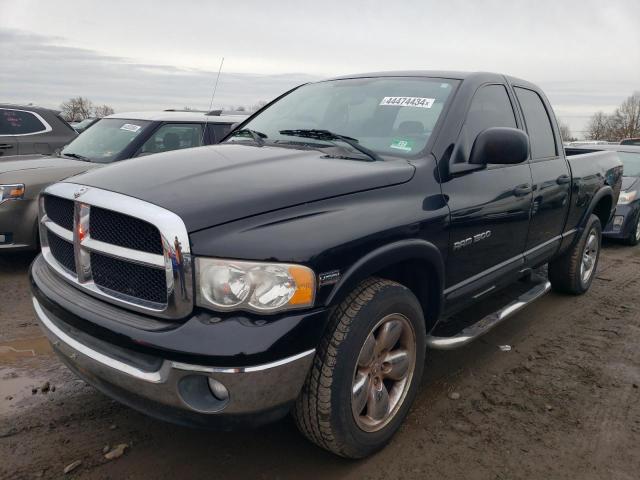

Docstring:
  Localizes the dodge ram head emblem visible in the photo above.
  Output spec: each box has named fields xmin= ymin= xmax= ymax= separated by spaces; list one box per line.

xmin=73 ymin=187 xmax=89 ymax=199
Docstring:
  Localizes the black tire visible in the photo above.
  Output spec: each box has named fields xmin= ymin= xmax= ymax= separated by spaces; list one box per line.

xmin=293 ymin=278 xmax=426 ymax=458
xmin=624 ymin=212 xmax=640 ymax=246
xmin=549 ymin=214 xmax=602 ymax=294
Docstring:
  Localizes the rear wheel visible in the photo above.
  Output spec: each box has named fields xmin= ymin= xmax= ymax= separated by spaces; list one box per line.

xmin=549 ymin=214 xmax=601 ymax=294
xmin=293 ymin=278 xmax=426 ymax=458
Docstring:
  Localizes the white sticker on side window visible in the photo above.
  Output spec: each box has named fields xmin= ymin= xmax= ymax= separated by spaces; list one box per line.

xmin=120 ymin=123 xmax=142 ymax=132
xmin=379 ymin=97 xmax=435 ymax=108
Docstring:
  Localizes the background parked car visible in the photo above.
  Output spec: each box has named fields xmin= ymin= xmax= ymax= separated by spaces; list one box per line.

xmin=0 ymin=110 xmax=246 ymax=251
xmin=566 ymin=144 xmax=640 ymax=245
xmin=565 ymin=140 xmax=614 ymax=146
xmin=620 ymin=138 xmax=640 ymax=146
xmin=0 ymin=104 xmax=78 ymax=156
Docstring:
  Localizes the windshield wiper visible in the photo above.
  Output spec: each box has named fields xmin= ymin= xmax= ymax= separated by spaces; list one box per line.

xmin=279 ymin=129 xmax=382 ymax=162
xmin=230 ymin=128 xmax=267 ymax=146
xmin=62 ymin=152 xmax=91 ymax=162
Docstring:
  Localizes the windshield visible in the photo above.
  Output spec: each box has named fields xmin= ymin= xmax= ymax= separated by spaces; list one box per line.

xmin=226 ymin=77 xmax=458 ymax=158
xmin=619 ymin=152 xmax=640 ymax=177
xmin=61 ymin=118 xmax=151 ymax=163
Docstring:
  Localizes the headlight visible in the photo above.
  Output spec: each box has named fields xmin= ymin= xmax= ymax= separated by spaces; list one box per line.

xmin=196 ymin=258 xmax=315 ymax=313
xmin=618 ymin=190 xmax=637 ymax=205
xmin=0 ymin=184 xmax=25 ymax=204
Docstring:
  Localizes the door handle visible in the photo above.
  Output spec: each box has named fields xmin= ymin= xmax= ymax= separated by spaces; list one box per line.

xmin=556 ymin=174 xmax=571 ymax=185
xmin=514 ymin=184 xmax=532 ymax=197
xmin=0 ymin=144 xmax=13 ymax=150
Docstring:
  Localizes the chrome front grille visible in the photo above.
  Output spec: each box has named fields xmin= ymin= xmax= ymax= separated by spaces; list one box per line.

xmin=90 ymin=251 xmax=168 ymax=304
xmin=39 ymin=183 xmax=193 ymax=319
xmin=90 ymin=206 xmax=163 ymax=254
xmin=43 ymin=194 xmax=74 ymax=231
xmin=47 ymin=231 xmax=76 ymax=274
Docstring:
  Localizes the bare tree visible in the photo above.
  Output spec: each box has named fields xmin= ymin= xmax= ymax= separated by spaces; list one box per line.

xmin=611 ymin=92 xmax=640 ymax=140
xmin=586 ymin=92 xmax=640 ymax=141
xmin=251 ymin=100 xmax=269 ymax=112
xmin=586 ymin=111 xmax=611 ymax=140
xmin=94 ymin=104 xmax=115 ymax=118
xmin=557 ymin=119 xmax=576 ymax=142
xmin=59 ymin=97 xmax=94 ymax=122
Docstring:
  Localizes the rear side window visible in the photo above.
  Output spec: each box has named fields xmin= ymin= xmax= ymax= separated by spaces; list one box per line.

xmin=465 ymin=84 xmax=517 ymax=141
xmin=0 ymin=108 xmax=49 ymax=135
xmin=210 ymin=123 xmax=233 ymax=143
xmin=514 ymin=88 xmax=557 ymax=159
xmin=138 ymin=123 xmax=204 ymax=155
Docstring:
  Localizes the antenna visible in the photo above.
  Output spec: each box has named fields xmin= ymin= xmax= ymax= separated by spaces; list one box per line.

xmin=202 ymin=57 xmax=225 ymax=144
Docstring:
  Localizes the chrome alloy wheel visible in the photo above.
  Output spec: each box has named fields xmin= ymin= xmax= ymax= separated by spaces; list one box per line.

xmin=580 ymin=230 xmax=599 ymax=284
xmin=351 ymin=313 xmax=417 ymax=432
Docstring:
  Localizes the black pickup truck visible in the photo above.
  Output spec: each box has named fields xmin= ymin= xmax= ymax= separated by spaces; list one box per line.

xmin=30 ymin=71 xmax=622 ymax=458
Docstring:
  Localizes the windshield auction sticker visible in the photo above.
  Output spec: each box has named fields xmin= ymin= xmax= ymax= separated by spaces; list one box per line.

xmin=120 ymin=123 xmax=142 ymax=132
xmin=380 ymin=97 xmax=435 ymax=108
xmin=390 ymin=138 xmax=415 ymax=152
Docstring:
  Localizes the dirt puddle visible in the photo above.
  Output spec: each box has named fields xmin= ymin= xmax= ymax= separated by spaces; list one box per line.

xmin=0 ymin=336 xmax=52 ymax=362
xmin=0 ymin=336 xmax=55 ymax=416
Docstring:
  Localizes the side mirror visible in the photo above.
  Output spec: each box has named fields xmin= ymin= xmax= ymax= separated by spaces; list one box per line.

xmin=469 ymin=127 xmax=529 ymax=165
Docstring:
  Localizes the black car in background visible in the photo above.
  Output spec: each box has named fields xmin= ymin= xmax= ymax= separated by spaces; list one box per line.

xmin=0 ymin=104 xmax=78 ymax=156
xmin=567 ymin=144 xmax=640 ymax=245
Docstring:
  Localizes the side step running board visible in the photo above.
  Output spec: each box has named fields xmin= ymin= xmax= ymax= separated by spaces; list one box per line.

xmin=426 ymin=279 xmax=551 ymax=350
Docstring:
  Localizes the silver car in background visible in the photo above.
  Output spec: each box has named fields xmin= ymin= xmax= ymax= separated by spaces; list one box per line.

xmin=0 ymin=110 xmax=246 ymax=251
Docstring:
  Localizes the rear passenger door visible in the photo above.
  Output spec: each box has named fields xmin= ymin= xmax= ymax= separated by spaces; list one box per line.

xmin=1 ymin=108 xmax=54 ymax=155
xmin=513 ymin=87 xmax=571 ymax=264
xmin=0 ymin=136 xmax=18 ymax=157
xmin=0 ymin=108 xmax=38 ymax=156
xmin=441 ymin=84 xmax=533 ymax=292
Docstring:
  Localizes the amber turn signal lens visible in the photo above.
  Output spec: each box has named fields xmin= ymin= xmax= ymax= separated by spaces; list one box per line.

xmin=288 ymin=266 xmax=316 ymax=306
xmin=9 ymin=185 xmax=25 ymax=198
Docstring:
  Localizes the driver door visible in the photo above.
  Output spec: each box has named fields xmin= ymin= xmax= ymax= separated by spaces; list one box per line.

xmin=440 ymin=84 xmax=533 ymax=298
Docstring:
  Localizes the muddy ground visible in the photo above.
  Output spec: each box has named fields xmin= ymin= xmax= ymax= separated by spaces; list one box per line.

xmin=1 ymin=243 xmax=639 ymax=480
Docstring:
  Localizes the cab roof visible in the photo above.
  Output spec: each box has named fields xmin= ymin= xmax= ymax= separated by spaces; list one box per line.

xmin=325 ymin=71 xmax=535 ymax=89
xmin=106 ymin=111 xmax=248 ymax=123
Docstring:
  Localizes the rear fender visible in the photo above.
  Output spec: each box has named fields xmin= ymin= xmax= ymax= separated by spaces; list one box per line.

xmin=582 ymin=186 xmax=614 ymax=230
xmin=559 ymin=186 xmax=613 ymax=256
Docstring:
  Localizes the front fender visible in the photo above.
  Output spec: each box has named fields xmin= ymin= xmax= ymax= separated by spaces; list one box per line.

xmin=325 ymin=239 xmax=445 ymax=317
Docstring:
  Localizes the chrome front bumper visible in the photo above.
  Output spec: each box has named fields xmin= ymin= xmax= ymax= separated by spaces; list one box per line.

xmin=33 ymin=297 xmax=314 ymax=418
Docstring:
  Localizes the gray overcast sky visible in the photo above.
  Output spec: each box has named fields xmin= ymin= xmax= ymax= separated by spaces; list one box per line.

xmin=1 ymin=0 xmax=639 ymax=137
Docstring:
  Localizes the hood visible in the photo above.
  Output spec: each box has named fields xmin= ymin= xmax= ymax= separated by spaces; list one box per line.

xmin=68 ymin=143 xmax=415 ymax=232
xmin=622 ymin=176 xmax=639 ymax=192
xmin=0 ymin=154 xmax=89 ymax=174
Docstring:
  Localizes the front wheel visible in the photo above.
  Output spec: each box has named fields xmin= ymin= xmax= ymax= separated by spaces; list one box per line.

xmin=293 ymin=278 xmax=426 ymax=458
xmin=549 ymin=214 xmax=602 ymax=294
xmin=625 ymin=212 xmax=640 ymax=246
